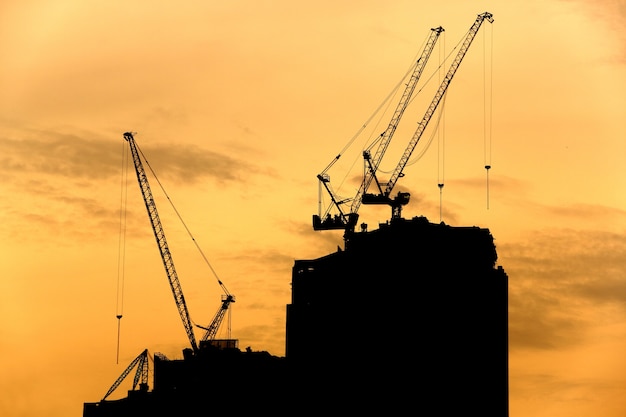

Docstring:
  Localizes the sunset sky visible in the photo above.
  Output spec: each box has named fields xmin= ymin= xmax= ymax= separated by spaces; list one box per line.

xmin=1 ymin=1 xmax=625 ymax=416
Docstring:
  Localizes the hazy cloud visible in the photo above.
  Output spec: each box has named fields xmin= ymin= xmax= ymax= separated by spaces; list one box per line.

xmin=1 ymin=128 xmax=262 ymax=185
xmin=560 ymin=0 xmax=626 ymax=61
xmin=0 ymin=127 xmax=268 ymax=244
xmin=504 ymin=227 xmax=626 ymax=350
xmin=544 ymin=203 xmax=626 ymax=221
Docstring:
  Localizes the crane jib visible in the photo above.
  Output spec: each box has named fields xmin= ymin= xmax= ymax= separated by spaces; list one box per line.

xmin=312 ymin=12 xmax=494 ymax=233
xmin=350 ymin=26 xmax=444 ymax=216
xmin=123 ymin=132 xmax=199 ymax=353
xmin=382 ymin=12 xmax=494 ymax=199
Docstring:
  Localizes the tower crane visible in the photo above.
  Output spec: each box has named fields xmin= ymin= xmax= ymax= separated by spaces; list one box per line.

xmin=101 ymin=349 xmax=150 ymax=401
xmin=313 ymin=12 xmax=493 ymax=233
xmin=313 ymin=26 xmax=444 ymax=232
xmin=362 ymin=12 xmax=494 ymax=220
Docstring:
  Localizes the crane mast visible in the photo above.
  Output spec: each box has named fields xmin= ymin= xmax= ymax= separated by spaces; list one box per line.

xmin=123 ymin=132 xmax=199 ymax=353
xmin=362 ymin=12 xmax=494 ymax=219
xmin=313 ymin=26 xmax=444 ymax=232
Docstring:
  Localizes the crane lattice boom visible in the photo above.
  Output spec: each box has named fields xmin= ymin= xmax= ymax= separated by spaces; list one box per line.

xmin=314 ymin=12 xmax=494 ymax=231
xmin=375 ymin=12 xmax=494 ymax=207
xmin=350 ymin=26 xmax=444 ymax=217
xmin=313 ymin=26 xmax=444 ymax=232
xmin=123 ymin=132 xmax=199 ymax=353
xmin=196 ymin=294 xmax=235 ymax=341
xmin=101 ymin=348 xmax=149 ymax=401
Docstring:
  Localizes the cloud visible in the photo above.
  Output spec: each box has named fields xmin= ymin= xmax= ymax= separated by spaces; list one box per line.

xmin=560 ymin=0 xmax=626 ymax=61
xmin=0 ymin=130 xmax=119 ymax=179
xmin=0 ymin=127 xmax=268 ymax=244
xmin=544 ymin=203 xmax=626 ymax=221
xmin=502 ymin=227 xmax=626 ymax=350
xmin=0 ymin=128 xmax=262 ymax=185
xmin=137 ymin=141 xmax=262 ymax=185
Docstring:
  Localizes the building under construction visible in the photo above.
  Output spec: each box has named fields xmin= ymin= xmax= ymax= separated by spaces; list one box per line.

xmin=84 ymin=215 xmax=508 ymax=415
xmin=287 ymin=216 xmax=508 ymax=415
xmin=84 ymin=12 xmax=508 ymax=416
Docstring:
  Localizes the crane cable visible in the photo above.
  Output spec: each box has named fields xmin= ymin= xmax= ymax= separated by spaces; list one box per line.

xmin=437 ymin=34 xmax=446 ymax=223
xmin=115 ymin=139 xmax=129 ymax=364
xmin=318 ymin=32 xmax=435 ymax=213
xmin=484 ymin=22 xmax=494 ymax=209
xmin=135 ymin=144 xmax=231 ymax=301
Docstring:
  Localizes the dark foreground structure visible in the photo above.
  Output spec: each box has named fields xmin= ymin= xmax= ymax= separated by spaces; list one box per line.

xmin=84 ymin=216 xmax=508 ymax=416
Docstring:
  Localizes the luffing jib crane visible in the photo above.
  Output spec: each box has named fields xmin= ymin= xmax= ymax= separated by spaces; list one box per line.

xmin=101 ymin=348 xmax=150 ymax=401
xmin=362 ymin=12 xmax=494 ymax=220
xmin=123 ymin=132 xmax=237 ymax=354
xmin=313 ymin=12 xmax=494 ymax=233
xmin=313 ymin=26 xmax=444 ymax=232
xmin=123 ymin=132 xmax=199 ymax=353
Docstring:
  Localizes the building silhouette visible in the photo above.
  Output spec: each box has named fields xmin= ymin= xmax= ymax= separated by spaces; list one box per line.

xmin=287 ymin=216 xmax=508 ymax=415
xmin=84 ymin=215 xmax=508 ymax=415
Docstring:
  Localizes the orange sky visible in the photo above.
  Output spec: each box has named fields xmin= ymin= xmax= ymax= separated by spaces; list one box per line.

xmin=1 ymin=1 xmax=625 ymax=416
